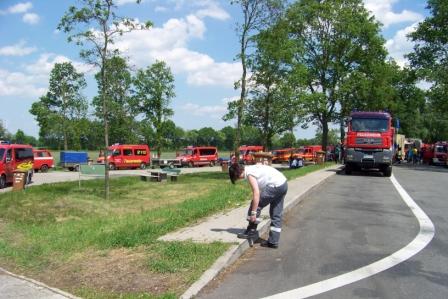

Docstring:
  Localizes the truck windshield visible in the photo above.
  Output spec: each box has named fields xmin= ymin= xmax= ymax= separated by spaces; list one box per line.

xmin=0 ymin=148 xmax=4 ymax=160
xmin=351 ymin=118 xmax=389 ymax=132
xmin=183 ymin=149 xmax=194 ymax=155
xmin=435 ymin=145 xmax=447 ymax=153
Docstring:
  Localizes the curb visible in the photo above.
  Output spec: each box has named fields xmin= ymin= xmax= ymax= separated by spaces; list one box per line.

xmin=0 ymin=266 xmax=81 ymax=299
xmin=181 ymin=166 xmax=341 ymax=299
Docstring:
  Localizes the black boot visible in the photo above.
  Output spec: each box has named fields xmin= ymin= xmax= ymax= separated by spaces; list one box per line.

xmin=237 ymin=229 xmax=259 ymax=239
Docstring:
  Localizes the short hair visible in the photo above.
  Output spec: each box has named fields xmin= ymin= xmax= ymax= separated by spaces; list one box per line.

xmin=229 ymin=163 xmax=244 ymax=184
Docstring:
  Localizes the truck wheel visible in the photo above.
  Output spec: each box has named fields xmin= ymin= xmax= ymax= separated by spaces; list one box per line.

xmin=209 ymin=161 xmax=215 ymax=167
xmin=344 ymin=164 xmax=352 ymax=175
xmin=383 ymin=166 xmax=392 ymax=177
xmin=0 ymin=175 xmax=6 ymax=189
xmin=109 ymin=164 xmax=116 ymax=170
xmin=40 ymin=165 xmax=49 ymax=173
xmin=140 ymin=163 xmax=146 ymax=169
xmin=168 ymin=162 xmax=174 ymax=169
xmin=189 ymin=161 xmax=194 ymax=168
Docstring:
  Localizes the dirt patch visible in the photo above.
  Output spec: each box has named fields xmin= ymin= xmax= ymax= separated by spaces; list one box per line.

xmin=33 ymin=247 xmax=185 ymax=296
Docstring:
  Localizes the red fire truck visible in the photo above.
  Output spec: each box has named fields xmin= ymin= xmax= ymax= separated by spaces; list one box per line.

xmin=344 ymin=111 xmax=394 ymax=177
xmin=176 ymin=146 xmax=218 ymax=167
xmin=239 ymin=145 xmax=264 ymax=164
xmin=0 ymin=143 xmax=34 ymax=188
xmin=97 ymin=144 xmax=150 ymax=170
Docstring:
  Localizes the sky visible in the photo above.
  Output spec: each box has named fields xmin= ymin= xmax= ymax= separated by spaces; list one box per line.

xmin=0 ymin=0 xmax=429 ymax=140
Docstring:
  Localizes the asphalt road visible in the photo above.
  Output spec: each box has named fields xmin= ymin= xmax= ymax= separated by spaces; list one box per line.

xmin=198 ymin=164 xmax=448 ymax=299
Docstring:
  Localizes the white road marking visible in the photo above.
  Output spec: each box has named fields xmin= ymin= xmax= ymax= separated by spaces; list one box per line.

xmin=262 ymin=174 xmax=435 ymax=299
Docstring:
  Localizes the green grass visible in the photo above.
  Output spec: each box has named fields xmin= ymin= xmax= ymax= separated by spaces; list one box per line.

xmin=0 ymin=163 xmax=333 ymax=297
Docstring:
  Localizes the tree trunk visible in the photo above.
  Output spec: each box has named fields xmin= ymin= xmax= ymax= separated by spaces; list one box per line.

xmin=322 ymin=117 xmax=329 ymax=152
xmin=234 ymin=42 xmax=247 ymax=160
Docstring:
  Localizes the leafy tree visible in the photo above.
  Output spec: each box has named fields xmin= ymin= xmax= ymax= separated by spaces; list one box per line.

xmin=245 ymin=20 xmax=300 ymax=149
xmin=197 ymin=127 xmax=220 ymax=146
xmin=0 ymin=120 xmax=12 ymax=141
xmin=277 ymin=131 xmax=296 ymax=148
xmin=408 ymin=0 xmax=448 ymax=141
xmin=12 ymin=130 xmax=38 ymax=146
xmin=220 ymin=126 xmax=236 ymax=151
xmin=58 ymin=0 xmax=151 ymax=199
xmin=283 ymin=0 xmax=386 ymax=150
xmin=30 ymin=62 xmax=87 ymax=150
xmin=134 ymin=61 xmax=175 ymax=157
xmin=92 ymin=56 xmax=139 ymax=144
xmin=227 ymin=0 xmax=285 ymax=156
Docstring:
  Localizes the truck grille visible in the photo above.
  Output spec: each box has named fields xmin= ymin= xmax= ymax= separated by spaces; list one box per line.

xmin=355 ymin=138 xmax=382 ymax=145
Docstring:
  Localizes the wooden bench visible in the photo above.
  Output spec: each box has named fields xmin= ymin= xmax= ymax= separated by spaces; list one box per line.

xmin=140 ymin=168 xmax=180 ymax=182
xmin=162 ymin=168 xmax=181 ymax=182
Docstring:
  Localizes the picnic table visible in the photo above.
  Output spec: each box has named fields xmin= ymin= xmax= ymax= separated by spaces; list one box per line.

xmin=141 ymin=168 xmax=181 ymax=182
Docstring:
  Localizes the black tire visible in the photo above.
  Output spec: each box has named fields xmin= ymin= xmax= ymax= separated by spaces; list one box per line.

xmin=188 ymin=161 xmax=194 ymax=168
xmin=168 ymin=163 xmax=174 ymax=169
xmin=209 ymin=161 xmax=215 ymax=167
xmin=40 ymin=164 xmax=49 ymax=173
xmin=0 ymin=175 xmax=6 ymax=189
xmin=140 ymin=163 xmax=146 ymax=170
xmin=383 ymin=165 xmax=392 ymax=177
xmin=109 ymin=163 xmax=116 ymax=170
xmin=344 ymin=164 xmax=352 ymax=175
xmin=68 ymin=167 xmax=74 ymax=171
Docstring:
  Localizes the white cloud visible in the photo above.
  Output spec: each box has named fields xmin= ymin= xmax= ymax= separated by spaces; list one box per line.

xmin=116 ymin=0 xmax=138 ymax=5
xmin=364 ymin=0 xmax=423 ymax=28
xmin=196 ymin=1 xmax=230 ymax=20
xmin=0 ymin=2 xmax=32 ymax=14
xmin=155 ymin=6 xmax=168 ymax=12
xmin=0 ymin=40 xmax=37 ymax=56
xmin=22 ymin=12 xmax=40 ymax=24
xmin=181 ymin=102 xmax=227 ymax=117
xmin=113 ymin=15 xmax=240 ymax=87
xmin=0 ymin=69 xmax=46 ymax=97
xmin=0 ymin=53 xmax=90 ymax=98
xmin=385 ymin=23 xmax=418 ymax=67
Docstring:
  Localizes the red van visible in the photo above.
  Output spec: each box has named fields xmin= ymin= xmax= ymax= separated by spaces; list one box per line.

xmin=97 ymin=144 xmax=150 ymax=170
xmin=239 ymin=145 xmax=264 ymax=164
xmin=176 ymin=146 xmax=218 ymax=167
xmin=0 ymin=143 xmax=34 ymax=188
xmin=33 ymin=149 xmax=54 ymax=172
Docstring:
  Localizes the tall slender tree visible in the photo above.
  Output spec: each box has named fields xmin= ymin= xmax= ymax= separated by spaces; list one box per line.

xmin=134 ymin=61 xmax=175 ymax=157
xmin=30 ymin=62 xmax=87 ymax=150
xmin=58 ymin=0 xmax=151 ymax=199
xmin=227 ymin=0 xmax=284 ymax=154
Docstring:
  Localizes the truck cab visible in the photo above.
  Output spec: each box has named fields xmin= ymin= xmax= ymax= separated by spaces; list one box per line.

xmin=344 ymin=111 xmax=394 ymax=177
xmin=239 ymin=145 xmax=264 ymax=165
xmin=0 ymin=143 xmax=34 ymax=188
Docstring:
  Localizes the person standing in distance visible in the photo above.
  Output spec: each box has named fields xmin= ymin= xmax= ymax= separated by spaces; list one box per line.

xmin=229 ymin=163 xmax=288 ymax=248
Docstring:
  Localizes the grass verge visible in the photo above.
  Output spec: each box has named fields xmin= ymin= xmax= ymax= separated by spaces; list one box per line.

xmin=0 ymin=163 xmax=333 ymax=298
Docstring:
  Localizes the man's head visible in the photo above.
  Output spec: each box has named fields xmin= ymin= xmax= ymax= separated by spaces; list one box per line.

xmin=229 ymin=163 xmax=244 ymax=184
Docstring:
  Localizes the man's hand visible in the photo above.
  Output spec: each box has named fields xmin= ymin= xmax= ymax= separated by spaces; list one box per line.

xmin=249 ymin=215 xmax=257 ymax=223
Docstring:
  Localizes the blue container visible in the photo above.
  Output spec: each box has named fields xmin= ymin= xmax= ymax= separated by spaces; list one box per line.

xmin=60 ymin=151 xmax=88 ymax=164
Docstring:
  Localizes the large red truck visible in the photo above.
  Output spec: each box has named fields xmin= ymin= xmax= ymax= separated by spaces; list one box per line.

xmin=0 ymin=143 xmax=34 ymax=188
xmin=344 ymin=111 xmax=394 ymax=177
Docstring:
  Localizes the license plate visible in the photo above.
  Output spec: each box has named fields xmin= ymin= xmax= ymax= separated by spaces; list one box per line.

xmin=363 ymin=155 xmax=373 ymax=159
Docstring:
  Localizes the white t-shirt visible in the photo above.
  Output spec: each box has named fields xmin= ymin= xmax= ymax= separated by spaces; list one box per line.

xmin=244 ymin=165 xmax=287 ymax=190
